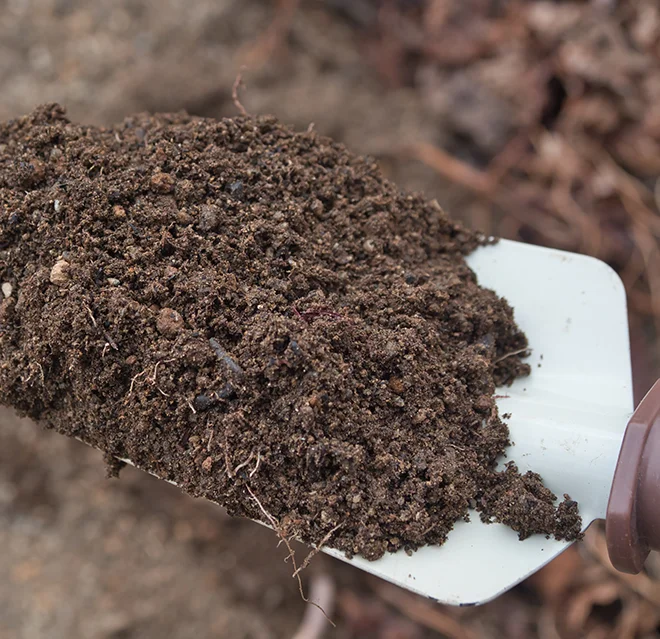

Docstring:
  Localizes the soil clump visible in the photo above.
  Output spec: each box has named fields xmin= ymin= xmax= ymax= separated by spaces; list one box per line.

xmin=0 ymin=105 xmax=581 ymax=560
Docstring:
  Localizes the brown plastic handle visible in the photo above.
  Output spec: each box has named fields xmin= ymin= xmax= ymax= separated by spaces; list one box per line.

xmin=606 ymin=379 xmax=660 ymax=573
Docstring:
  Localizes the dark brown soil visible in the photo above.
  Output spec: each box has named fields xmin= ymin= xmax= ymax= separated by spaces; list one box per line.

xmin=0 ymin=104 xmax=580 ymax=561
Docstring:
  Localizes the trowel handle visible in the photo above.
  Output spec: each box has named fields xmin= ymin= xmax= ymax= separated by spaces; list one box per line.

xmin=606 ymin=379 xmax=660 ymax=573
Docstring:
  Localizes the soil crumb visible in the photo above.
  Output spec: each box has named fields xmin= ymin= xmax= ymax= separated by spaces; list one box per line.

xmin=0 ymin=104 xmax=580 ymax=560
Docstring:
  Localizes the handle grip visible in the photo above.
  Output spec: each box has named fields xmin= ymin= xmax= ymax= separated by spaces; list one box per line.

xmin=606 ymin=379 xmax=660 ymax=573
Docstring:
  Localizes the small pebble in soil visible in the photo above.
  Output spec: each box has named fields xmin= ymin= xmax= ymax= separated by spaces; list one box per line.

xmin=49 ymin=259 xmax=70 ymax=286
xmin=193 ymin=394 xmax=214 ymax=412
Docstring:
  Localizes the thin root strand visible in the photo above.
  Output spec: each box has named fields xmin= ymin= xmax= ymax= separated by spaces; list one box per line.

xmin=245 ymin=484 xmax=335 ymax=627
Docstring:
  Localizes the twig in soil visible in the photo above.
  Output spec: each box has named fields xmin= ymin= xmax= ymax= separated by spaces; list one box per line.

xmin=83 ymin=304 xmax=97 ymax=327
xmin=150 ymin=358 xmax=176 ymax=385
xmin=151 ymin=361 xmax=163 ymax=384
xmin=232 ymin=451 xmax=254 ymax=476
xmin=209 ymin=338 xmax=244 ymax=375
xmin=292 ymin=573 xmax=336 ymax=639
xmin=249 ymin=451 xmax=262 ymax=477
xmin=292 ymin=522 xmax=344 ymax=578
xmin=127 ymin=369 xmax=147 ymax=396
xmin=224 ymin=431 xmax=233 ymax=478
xmin=103 ymin=331 xmax=118 ymax=351
xmin=494 ymin=347 xmax=531 ymax=364
xmin=102 ymin=343 xmax=110 ymax=358
xmin=245 ymin=484 xmax=335 ymax=627
xmin=186 ymin=399 xmax=197 ymax=414
xmin=232 ymin=69 xmax=249 ymax=118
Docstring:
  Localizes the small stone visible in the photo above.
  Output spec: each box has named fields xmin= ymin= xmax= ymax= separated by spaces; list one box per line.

xmin=216 ymin=383 xmax=236 ymax=400
xmin=112 ymin=205 xmax=126 ymax=219
xmin=150 ymin=171 xmax=175 ymax=193
xmin=201 ymin=456 xmax=214 ymax=472
xmin=197 ymin=204 xmax=219 ymax=232
xmin=107 ymin=278 xmax=121 ymax=286
xmin=363 ymin=239 xmax=376 ymax=253
xmin=1 ymin=282 xmax=12 ymax=298
xmin=229 ymin=181 xmax=244 ymax=197
xmin=413 ymin=409 xmax=429 ymax=424
xmin=309 ymin=198 xmax=325 ymax=218
xmin=49 ymin=259 xmax=70 ymax=286
xmin=176 ymin=209 xmax=192 ymax=224
xmin=53 ymin=199 xmax=61 ymax=212
xmin=193 ymin=394 xmax=213 ymax=412
xmin=156 ymin=307 xmax=184 ymax=337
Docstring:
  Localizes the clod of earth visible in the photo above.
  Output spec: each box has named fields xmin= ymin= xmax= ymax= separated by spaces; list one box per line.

xmin=0 ymin=104 xmax=581 ymax=561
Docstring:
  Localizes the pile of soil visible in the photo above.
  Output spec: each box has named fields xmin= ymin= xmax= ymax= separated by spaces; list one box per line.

xmin=0 ymin=104 xmax=580 ymax=560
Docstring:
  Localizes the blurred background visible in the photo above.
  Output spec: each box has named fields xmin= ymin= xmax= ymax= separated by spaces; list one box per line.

xmin=1 ymin=0 xmax=659 ymax=637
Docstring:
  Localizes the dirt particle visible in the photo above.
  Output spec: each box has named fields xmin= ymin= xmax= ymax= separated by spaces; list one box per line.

xmin=150 ymin=171 xmax=175 ymax=194
xmin=474 ymin=395 xmax=493 ymax=413
xmin=197 ymin=204 xmax=219 ymax=232
xmin=202 ymin=456 xmax=214 ymax=473
xmin=156 ymin=307 xmax=184 ymax=337
xmin=176 ymin=209 xmax=192 ymax=225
